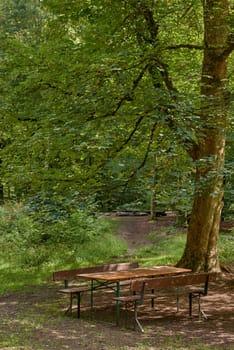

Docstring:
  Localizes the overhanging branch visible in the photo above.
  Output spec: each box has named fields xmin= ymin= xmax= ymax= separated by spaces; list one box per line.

xmin=165 ymin=44 xmax=203 ymax=50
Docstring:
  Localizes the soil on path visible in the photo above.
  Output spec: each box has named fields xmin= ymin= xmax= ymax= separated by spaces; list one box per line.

xmin=115 ymin=214 xmax=178 ymax=250
xmin=115 ymin=213 xmax=233 ymax=250
xmin=0 ymin=216 xmax=233 ymax=350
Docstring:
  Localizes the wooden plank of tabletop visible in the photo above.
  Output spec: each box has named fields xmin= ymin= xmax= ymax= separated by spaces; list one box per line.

xmin=77 ymin=266 xmax=191 ymax=282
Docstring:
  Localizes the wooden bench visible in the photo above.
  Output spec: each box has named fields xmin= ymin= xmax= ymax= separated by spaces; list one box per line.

xmin=114 ymin=272 xmax=217 ymax=332
xmin=53 ymin=261 xmax=139 ymax=317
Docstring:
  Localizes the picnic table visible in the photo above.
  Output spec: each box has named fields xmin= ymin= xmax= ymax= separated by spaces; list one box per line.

xmin=77 ymin=265 xmax=192 ymax=325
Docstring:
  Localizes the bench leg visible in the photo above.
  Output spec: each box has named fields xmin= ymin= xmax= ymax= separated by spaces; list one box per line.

xmin=189 ymin=293 xmax=193 ymax=317
xmin=91 ymin=281 xmax=94 ymax=310
xmin=116 ymin=281 xmax=121 ymax=326
xmin=176 ymin=295 xmax=180 ymax=312
xmin=197 ymin=294 xmax=207 ymax=320
xmin=134 ymin=302 xmax=144 ymax=333
xmin=64 ymin=292 xmax=81 ymax=318
xmin=77 ymin=292 xmax=81 ymax=318
xmin=65 ymin=293 xmax=73 ymax=315
xmin=189 ymin=292 xmax=207 ymax=320
xmin=151 ymin=289 xmax=155 ymax=309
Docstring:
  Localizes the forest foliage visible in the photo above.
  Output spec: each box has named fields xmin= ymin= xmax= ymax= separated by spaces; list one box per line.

xmin=0 ymin=0 xmax=233 ymax=216
xmin=0 ymin=1 xmax=233 ymax=273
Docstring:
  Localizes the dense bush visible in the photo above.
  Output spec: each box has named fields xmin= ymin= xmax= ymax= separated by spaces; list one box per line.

xmin=0 ymin=203 xmax=127 ymax=268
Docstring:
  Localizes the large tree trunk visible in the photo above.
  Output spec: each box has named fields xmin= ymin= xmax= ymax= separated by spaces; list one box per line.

xmin=177 ymin=0 xmax=230 ymax=272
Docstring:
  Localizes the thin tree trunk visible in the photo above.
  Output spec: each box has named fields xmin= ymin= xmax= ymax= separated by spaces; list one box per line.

xmin=150 ymin=154 xmax=157 ymax=220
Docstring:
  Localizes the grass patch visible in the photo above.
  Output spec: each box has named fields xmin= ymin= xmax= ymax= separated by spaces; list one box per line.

xmin=135 ymin=227 xmax=186 ymax=266
xmin=218 ymin=230 xmax=234 ymax=263
xmin=135 ymin=227 xmax=234 ymax=267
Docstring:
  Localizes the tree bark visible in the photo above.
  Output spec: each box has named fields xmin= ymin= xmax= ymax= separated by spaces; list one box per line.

xmin=177 ymin=0 xmax=231 ymax=272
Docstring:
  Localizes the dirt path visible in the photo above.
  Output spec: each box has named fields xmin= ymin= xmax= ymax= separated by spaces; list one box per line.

xmin=115 ymin=214 xmax=178 ymax=250
xmin=115 ymin=214 xmax=233 ymax=250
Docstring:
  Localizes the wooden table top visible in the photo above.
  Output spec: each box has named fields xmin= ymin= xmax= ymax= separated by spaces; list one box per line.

xmin=77 ymin=266 xmax=191 ymax=282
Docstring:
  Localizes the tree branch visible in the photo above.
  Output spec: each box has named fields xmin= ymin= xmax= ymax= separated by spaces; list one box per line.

xmin=86 ymin=64 xmax=149 ymax=121
xmin=165 ymin=44 xmax=204 ymax=50
xmin=115 ymin=116 xmax=145 ymax=154
xmin=124 ymin=121 xmax=158 ymax=187
xmin=222 ymin=33 xmax=234 ymax=57
xmin=141 ymin=6 xmax=159 ymax=44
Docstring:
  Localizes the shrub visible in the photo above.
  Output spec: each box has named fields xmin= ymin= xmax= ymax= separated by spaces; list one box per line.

xmin=0 ymin=203 xmax=127 ymax=268
xmin=0 ymin=204 xmax=42 ymax=246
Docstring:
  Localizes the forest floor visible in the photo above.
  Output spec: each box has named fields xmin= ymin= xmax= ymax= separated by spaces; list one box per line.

xmin=0 ymin=215 xmax=233 ymax=350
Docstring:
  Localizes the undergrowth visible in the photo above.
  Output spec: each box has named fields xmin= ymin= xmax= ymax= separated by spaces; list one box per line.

xmin=0 ymin=204 xmax=128 ymax=294
xmin=0 ymin=203 xmax=233 ymax=295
